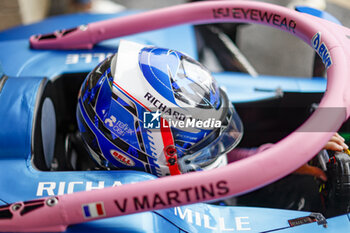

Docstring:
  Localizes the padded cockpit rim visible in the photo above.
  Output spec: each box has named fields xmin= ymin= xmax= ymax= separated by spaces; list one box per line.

xmin=31 ymin=78 xmax=56 ymax=171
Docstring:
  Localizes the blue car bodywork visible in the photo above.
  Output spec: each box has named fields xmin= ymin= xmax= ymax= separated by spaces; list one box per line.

xmin=0 ymin=7 xmax=348 ymax=233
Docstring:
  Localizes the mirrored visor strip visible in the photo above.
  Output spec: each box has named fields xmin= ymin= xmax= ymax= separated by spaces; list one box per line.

xmin=181 ymin=90 xmax=233 ymax=155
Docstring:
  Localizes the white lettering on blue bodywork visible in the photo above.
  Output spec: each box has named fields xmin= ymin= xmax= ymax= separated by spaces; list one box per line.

xmin=174 ymin=207 xmax=251 ymax=231
xmin=36 ymin=181 xmax=122 ymax=196
xmin=65 ymin=53 xmax=114 ymax=64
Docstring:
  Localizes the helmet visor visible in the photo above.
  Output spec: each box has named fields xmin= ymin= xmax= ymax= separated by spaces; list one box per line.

xmin=177 ymin=91 xmax=243 ymax=172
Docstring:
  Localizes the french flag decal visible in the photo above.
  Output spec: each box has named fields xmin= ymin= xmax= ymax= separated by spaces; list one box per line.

xmin=82 ymin=202 xmax=106 ymax=219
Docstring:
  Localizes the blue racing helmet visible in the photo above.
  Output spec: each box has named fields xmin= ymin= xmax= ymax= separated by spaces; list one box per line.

xmin=76 ymin=40 xmax=243 ymax=177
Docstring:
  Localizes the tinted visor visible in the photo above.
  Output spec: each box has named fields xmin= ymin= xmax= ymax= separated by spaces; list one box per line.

xmin=178 ymin=90 xmax=243 ymax=172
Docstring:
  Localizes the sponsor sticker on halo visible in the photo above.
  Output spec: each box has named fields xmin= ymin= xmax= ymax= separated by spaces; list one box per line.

xmin=311 ymin=32 xmax=332 ymax=69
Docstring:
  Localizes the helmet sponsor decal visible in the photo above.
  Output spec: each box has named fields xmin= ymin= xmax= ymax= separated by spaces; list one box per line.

xmin=110 ymin=150 xmax=135 ymax=166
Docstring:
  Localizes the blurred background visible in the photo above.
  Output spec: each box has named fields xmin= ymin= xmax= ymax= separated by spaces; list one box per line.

xmin=1 ymin=0 xmax=349 ymax=30
xmin=0 ymin=0 xmax=349 ymax=77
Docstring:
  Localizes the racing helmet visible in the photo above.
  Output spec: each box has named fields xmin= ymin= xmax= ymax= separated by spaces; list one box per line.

xmin=76 ymin=40 xmax=243 ymax=177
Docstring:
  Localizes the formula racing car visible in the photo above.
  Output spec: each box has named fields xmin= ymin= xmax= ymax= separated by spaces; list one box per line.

xmin=0 ymin=1 xmax=349 ymax=232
